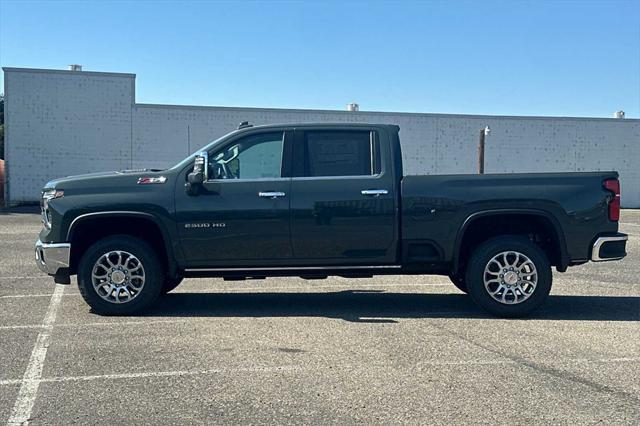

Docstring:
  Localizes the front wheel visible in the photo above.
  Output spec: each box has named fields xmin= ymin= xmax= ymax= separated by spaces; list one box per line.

xmin=465 ymin=236 xmax=552 ymax=317
xmin=77 ymin=235 xmax=164 ymax=315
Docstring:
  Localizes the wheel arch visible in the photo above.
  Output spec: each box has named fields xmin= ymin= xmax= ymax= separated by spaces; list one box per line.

xmin=67 ymin=211 xmax=177 ymax=277
xmin=452 ymin=209 xmax=569 ymax=274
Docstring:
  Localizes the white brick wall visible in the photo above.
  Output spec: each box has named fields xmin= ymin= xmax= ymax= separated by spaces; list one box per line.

xmin=4 ymin=68 xmax=640 ymax=207
xmin=3 ymin=68 xmax=134 ymax=202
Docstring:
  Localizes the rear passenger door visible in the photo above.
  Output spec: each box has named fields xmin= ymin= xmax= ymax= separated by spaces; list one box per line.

xmin=289 ymin=127 xmax=398 ymax=265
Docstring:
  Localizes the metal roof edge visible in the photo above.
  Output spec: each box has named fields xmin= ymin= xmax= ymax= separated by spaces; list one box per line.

xmin=2 ymin=67 xmax=136 ymax=78
xmin=134 ymin=103 xmax=639 ymax=122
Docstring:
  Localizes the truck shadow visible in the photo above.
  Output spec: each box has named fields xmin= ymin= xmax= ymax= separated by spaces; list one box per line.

xmin=147 ymin=290 xmax=640 ymax=322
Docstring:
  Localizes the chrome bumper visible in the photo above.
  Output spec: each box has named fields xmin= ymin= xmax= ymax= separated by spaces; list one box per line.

xmin=35 ymin=239 xmax=71 ymax=275
xmin=591 ymin=234 xmax=628 ymax=262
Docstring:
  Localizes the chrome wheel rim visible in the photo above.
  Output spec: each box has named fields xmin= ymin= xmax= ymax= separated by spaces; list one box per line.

xmin=91 ymin=250 xmax=145 ymax=304
xmin=483 ymin=251 xmax=537 ymax=305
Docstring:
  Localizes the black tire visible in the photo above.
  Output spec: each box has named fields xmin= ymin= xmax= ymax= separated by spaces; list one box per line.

xmin=77 ymin=235 xmax=164 ymax=315
xmin=162 ymin=276 xmax=184 ymax=294
xmin=448 ymin=274 xmax=468 ymax=293
xmin=465 ymin=236 xmax=552 ymax=318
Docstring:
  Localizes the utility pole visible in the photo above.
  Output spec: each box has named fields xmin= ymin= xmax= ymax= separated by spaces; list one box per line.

xmin=478 ymin=126 xmax=490 ymax=174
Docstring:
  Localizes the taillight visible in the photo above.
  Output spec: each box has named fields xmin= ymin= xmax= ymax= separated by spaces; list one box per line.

xmin=603 ymin=179 xmax=620 ymax=221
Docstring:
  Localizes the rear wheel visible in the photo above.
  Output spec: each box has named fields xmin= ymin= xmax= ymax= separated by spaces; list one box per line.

xmin=77 ymin=235 xmax=164 ymax=315
xmin=465 ymin=236 xmax=552 ymax=317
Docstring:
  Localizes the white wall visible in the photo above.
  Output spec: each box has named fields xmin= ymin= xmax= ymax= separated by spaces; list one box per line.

xmin=4 ymin=67 xmax=640 ymax=206
xmin=3 ymin=68 xmax=135 ymax=202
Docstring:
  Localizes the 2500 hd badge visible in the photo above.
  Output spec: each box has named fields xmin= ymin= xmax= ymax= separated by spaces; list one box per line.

xmin=184 ymin=222 xmax=226 ymax=229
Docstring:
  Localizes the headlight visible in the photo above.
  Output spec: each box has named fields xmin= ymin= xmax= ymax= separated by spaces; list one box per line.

xmin=41 ymin=188 xmax=64 ymax=229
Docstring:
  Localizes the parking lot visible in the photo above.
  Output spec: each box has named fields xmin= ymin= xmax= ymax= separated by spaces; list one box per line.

xmin=1 ymin=209 xmax=638 ymax=425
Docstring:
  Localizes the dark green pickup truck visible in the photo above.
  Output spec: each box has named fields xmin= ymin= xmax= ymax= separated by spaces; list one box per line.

xmin=35 ymin=123 xmax=627 ymax=317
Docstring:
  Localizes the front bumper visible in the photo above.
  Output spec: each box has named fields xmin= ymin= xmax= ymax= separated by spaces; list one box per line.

xmin=591 ymin=233 xmax=628 ymax=262
xmin=35 ymin=239 xmax=71 ymax=275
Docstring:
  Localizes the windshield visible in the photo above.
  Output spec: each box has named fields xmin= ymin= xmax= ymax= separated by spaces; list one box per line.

xmin=169 ymin=129 xmax=241 ymax=171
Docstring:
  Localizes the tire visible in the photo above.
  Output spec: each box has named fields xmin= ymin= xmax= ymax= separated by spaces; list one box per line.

xmin=77 ymin=235 xmax=164 ymax=315
xmin=465 ymin=236 xmax=552 ymax=318
xmin=162 ymin=276 xmax=184 ymax=294
xmin=448 ymin=274 xmax=468 ymax=293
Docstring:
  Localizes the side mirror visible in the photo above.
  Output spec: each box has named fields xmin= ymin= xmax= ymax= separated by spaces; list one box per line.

xmin=185 ymin=151 xmax=208 ymax=195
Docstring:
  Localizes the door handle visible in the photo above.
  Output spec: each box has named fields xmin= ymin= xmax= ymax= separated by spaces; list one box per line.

xmin=258 ymin=191 xmax=286 ymax=199
xmin=361 ymin=189 xmax=388 ymax=196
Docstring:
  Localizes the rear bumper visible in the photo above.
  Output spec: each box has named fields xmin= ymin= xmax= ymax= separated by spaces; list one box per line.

xmin=591 ymin=233 xmax=627 ymax=262
xmin=35 ymin=239 xmax=71 ymax=275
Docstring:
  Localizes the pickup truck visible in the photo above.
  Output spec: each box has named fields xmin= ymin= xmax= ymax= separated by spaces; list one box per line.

xmin=35 ymin=122 xmax=628 ymax=317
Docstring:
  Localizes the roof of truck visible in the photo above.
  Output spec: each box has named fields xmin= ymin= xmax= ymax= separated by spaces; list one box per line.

xmin=235 ymin=122 xmax=400 ymax=131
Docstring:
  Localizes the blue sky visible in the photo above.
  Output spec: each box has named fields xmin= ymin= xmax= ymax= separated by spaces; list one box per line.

xmin=1 ymin=0 xmax=639 ymax=117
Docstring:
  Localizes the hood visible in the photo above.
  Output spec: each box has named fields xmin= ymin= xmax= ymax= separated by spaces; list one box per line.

xmin=43 ymin=169 xmax=167 ymax=191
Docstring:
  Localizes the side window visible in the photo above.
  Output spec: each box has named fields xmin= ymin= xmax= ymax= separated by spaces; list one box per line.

xmin=304 ymin=131 xmax=380 ymax=177
xmin=210 ymin=132 xmax=284 ymax=180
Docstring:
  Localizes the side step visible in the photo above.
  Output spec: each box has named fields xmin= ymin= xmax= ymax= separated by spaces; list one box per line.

xmin=223 ymin=276 xmax=266 ymax=281
xmin=222 ymin=274 xmax=374 ymax=281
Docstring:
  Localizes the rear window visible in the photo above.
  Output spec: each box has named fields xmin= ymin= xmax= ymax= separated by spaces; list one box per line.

xmin=303 ymin=131 xmax=380 ymax=177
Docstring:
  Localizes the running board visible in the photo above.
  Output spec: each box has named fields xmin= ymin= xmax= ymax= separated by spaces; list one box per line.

xmin=185 ymin=265 xmax=401 ymax=273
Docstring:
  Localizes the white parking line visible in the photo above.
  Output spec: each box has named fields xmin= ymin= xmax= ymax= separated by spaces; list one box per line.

xmin=0 ymin=319 xmax=190 ymax=331
xmin=0 ymin=277 xmax=41 ymax=280
xmin=0 ymin=325 xmax=43 ymax=330
xmin=7 ymin=284 xmax=64 ymax=425
xmin=0 ymin=294 xmax=55 ymax=299
xmin=0 ymin=365 xmax=305 ymax=386
xmin=0 ymin=357 xmax=637 ymax=387
xmin=416 ymin=357 xmax=640 ymax=366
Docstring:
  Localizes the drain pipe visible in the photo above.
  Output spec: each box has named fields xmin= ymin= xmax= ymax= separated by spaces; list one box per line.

xmin=478 ymin=126 xmax=490 ymax=174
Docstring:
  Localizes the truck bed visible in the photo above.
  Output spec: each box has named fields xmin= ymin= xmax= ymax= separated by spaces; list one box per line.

xmin=400 ymin=171 xmax=619 ymax=265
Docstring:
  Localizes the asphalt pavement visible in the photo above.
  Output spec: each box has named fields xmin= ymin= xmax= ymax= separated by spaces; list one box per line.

xmin=1 ymin=209 xmax=638 ymax=424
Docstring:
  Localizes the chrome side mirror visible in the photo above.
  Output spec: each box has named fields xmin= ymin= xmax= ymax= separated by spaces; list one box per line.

xmin=189 ymin=151 xmax=208 ymax=183
xmin=185 ymin=151 xmax=208 ymax=195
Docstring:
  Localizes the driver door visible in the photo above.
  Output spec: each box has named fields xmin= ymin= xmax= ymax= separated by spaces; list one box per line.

xmin=175 ymin=129 xmax=293 ymax=267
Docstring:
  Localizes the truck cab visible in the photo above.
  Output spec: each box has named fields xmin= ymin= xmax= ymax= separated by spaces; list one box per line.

xmin=177 ymin=124 xmax=400 ymax=269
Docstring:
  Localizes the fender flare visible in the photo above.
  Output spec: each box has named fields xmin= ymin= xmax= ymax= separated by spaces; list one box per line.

xmin=452 ymin=208 xmax=569 ymax=272
xmin=66 ymin=210 xmax=179 ymax=275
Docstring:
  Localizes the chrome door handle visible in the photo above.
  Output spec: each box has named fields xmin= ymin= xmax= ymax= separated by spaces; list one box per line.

xmin=258 ymin=191 xmax=286 ymax=199
xmin=361 ymin=189 xmax=388 ymax=196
